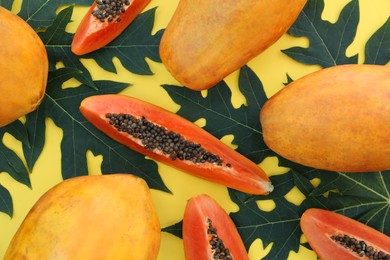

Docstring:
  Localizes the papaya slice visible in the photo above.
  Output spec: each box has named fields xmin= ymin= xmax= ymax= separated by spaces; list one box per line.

xmin=183 ymin=194 xmax=249 ymax=260
xmin=4 ymin=174 xmax=161 ymax=259
xmin=71 ymin=0 xmax=151 ymax=55
xmin=301 ymin=208 xmax=390 ymax=260
xmin=80 ymin=94 xmax=273 ymax=195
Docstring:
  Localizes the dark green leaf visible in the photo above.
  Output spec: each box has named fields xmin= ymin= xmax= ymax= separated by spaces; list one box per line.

xmin=282 ymin=0 xmax=359 ymax=67
xmin=364 ymin=16 xmax=390 ymax=65
xmin=163 ymin=65 xmax=272 ymax=163
xmin=0 ymin=184 xmax=12 ymax=217
xmin=162 ymin=221 xmax=183 ymax=239
xmin=0 ymin=129 xmax=31 ymax=188
xmin=15 ymin=0 xmax=91 ymax=30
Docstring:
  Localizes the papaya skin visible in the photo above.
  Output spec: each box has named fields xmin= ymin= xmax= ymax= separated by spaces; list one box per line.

xmin=260 ymin=64 xmax=390 ymax=172
xmin=80 ymin=94 xmax=273 ymax=195
xmin=301 ymin=208 xmax=390 ymax=259
xmin=160 ymin=0 xmax=307 ymax=91
xmin=4 ymin=174 xmax=161 ymax=260
xmin=183 ymin=194 xmax=249 ymax=260
xmin=0 ymin=6 xmax=48 ymax=127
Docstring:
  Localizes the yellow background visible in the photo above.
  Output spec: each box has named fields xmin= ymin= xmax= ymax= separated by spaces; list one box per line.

xmin=1 ymin=0 xmax=389 ymax=259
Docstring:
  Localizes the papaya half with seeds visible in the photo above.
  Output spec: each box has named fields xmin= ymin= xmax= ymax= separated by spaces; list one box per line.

xmin=301 ymin=208 xmax=390 ymax=259
xmin=4 ymin=174 xmax=161 ymax=260
xmin=80 ymin=94 xmax=273 ymax=195
xmin=183 ymin=194 xmax=249 ymax=260
xmin=71 ymin=0 xmax=151 ymax=55
xmin=159 ymin=0 xmax=307 ymax=91
xmin=0 ymin=6 xmax=48 ymax=127
xmin=260 ymin=64 xmax=390 ymax=172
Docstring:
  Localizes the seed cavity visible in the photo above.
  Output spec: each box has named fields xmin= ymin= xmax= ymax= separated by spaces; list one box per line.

xmin=106 ymin=113 xmax=231 ymax=167
xmin=207 ymin=219 xmax=233 ymax=260
xmin=331 ymin=234 xmax=390 ymax=259
xmin=92 ymin=0 xmax=130 ymax=23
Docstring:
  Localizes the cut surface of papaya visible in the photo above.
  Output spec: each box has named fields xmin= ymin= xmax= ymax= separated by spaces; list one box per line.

xmin=71 ymin=0 xmax=151 ymax=55
xmin=160 ymin=0 xmax=307 ymax=90
xmin=4 ymin=174 xmax=161 ymax=260
xmin=80 ymin=94 xmax=273 ymax=195
xmin=183 ymin=194 xmax=249 ymax=260
xmin=301 ymin=208 xmax=390 ymax=260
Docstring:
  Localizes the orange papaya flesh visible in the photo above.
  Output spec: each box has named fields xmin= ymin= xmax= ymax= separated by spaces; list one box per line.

xmin=4 ymin=174 xmax=161 ymax=259
xmin=160 ymin=0 xmax=307 ymax=90
xmin=301 ymin=208 xmax=390 ymax=259
xmin=183 ymin=194 xmax=249 ymax=260
xmin=71 ymin=0 xmax=151 ymax=55
xmin=260 ymin=64 xmax=390 ymax=172
xmin=80 ymin=94 xmax=273 ymax=195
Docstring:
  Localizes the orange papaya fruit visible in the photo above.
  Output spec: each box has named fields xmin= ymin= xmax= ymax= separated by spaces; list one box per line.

xmin=183 ymin=194 xmax=249 ymax=260
xmin=260 ymin=64 xmax=390 ymax=172
xmin=71 ymin=0 xmax=151 ymax=55
xmin=80 ymin=94 xmax=273 ymax=195
xmin=4 ymin=174 xmax=161 ymax=260
xmin=159 ymin=0 xmax=307 ymax=91
xmin=0 ymin=6 xmax=48 ymax=127
xmin=301 ymin=208 xmax=390 ymax=259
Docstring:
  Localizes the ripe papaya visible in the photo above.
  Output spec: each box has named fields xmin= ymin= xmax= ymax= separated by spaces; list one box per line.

xmin=80 ymin=94 xmax=273 ymax=195
xmin=72 ymin=0 xmax=151 ymax=55
xmin=0 ymin=6 xmax=48 ymax=127
xmin=4 ymin=174 xmax=161 ymax=260
xmin=260 ymin=64 xmax=390 ymax=172
xmin=300 ymin=208 xmax=390 ymax=259
xmin=159 ymin=0 xmax=307 ymax=91
xmin=183 ymin=194 xmax=249 ymax=260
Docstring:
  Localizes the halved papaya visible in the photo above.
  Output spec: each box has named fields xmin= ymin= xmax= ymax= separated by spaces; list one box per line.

xmin=300 ymin=208 xmax=390 ymax=259
xmin=80 ymin=94 xmax=273 ymax=195
xmin=183 ymin=194 xmax=249 ymax=260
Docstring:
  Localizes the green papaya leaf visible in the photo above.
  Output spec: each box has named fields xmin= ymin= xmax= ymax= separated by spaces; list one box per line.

xmin=40 ymin=5 xmax=162 ymax=88
xmin=364 ymin=16 xmax=390 ymax=65
xmin=12 ymin=0 xmax=91 ymax=30
xmin=282 ymin=0 xmax=359 ymax=67
xmin=0 ymin=184 xmax=12 ymax=217
xmin=163 ymin=65 xmax=273 ymax=163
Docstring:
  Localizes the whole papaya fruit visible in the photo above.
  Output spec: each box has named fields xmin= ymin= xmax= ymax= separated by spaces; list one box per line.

xmin=260 ymin=64 xmax=390 ymax=172
xmin=0 ymin=6 xmax=48 ymax=127
xmin=159 ymin=0 xmax=307 ymax=91
xmin=4 ymin=174 xmax=161 ymax=260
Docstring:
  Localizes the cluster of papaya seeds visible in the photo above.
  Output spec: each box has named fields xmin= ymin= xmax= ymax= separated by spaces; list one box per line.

xmin=0 ymin=6 xmax=48 ymax=127
xmin=301 ymin=208 xmax=390 ymax=260
xmin=4 ymin=174 xmax=161 ymax=259
xmin=159 ymin=0 xmax=307 ymax=90
xmin=260 ymin=64 xmax=390 ymax=172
